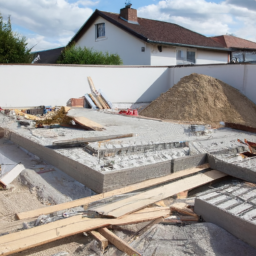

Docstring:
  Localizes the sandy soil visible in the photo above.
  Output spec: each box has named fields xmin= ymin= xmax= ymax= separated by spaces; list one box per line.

xmin=140 ymin=73 xmax=256 ymax=128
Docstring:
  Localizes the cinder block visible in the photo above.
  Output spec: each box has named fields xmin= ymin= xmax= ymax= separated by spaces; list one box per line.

xmin=208 ymin=154 xmax=256 ymax=183
xmin=195 ymin=186 xmax=256 ymax=250
xmin=102 ymin=160 xmax=172 ymax=192
xmin=171 ymin=153 xmax=208 ymax=173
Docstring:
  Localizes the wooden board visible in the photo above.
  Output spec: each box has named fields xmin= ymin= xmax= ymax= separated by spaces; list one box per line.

xmin=89 ymin=230 xmax=108 ymax=252
xmin=97 ymin=95 xmax=109 ymax=109
xmin=0 ymin=208 xmax=170 ymax=256
xmin=52 ymin=133 xmax=134 ymax=147
xmin=91 ymin=170 xmax=226 ymax=218
xmin=16 ymin=164 xmax=209 ymax=220
xmin=87 ymin=77 xmax=97 ymax=94
xmin=170 ymin=203 xmax=198 ymax=217
xmin=84 ymin=94 xmax=97 ymax=110
xmin=98 ymin=228 xmax=140 ymax=256
xmin=98 ymin=89 xmax=112 ymax=109
xmin=89 ymin=93 xmax=103 ymax=109
xmin=73 ymin=116 xmax=105 ymax=131
xmin=0 ymin=164 xmax=25 ymax=187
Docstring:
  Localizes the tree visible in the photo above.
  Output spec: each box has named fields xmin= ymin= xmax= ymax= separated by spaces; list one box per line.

xmin=57 ymin=45 xmax=123 ymax=65
xmin=0 ymin=13 xmax=32 ymax=63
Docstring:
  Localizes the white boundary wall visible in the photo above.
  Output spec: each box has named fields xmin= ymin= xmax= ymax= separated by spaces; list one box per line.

xmin=0 ymin=64 xmax=255 ymax=107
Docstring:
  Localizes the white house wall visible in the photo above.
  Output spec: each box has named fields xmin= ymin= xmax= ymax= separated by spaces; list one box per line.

xmin=150 ymin=46 xmax=229 ymax=66
xmin=76 ymin=17 xmax=151 ymax=65
xmin=196 ymin=49 xmax=228 ymax=64
xmin=150 ymin=45 xmax=176 ymax=66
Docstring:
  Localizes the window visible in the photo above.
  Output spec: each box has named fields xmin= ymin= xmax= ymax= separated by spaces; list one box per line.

xmin=176 ymin=49 xmax=196 ymax=65
xmin=96 ymin=23 xmax=105 ymax=38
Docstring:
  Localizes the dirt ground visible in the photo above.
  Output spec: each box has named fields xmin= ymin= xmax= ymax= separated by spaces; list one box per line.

xmin=140 ymin=73 xmax=256 ymax=128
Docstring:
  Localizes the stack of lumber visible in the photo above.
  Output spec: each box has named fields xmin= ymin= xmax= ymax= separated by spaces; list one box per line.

xmin=86 ymin=77 xmax=112 ymax=110
xmin=0 ymin=164 xmax=227 ymax=256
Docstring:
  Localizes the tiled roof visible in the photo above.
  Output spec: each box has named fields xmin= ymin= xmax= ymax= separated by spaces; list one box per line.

xmin=71 ymin=10 xmax=227 ymax=50
xmin=211 ymin=35 xmax=256 ymax=50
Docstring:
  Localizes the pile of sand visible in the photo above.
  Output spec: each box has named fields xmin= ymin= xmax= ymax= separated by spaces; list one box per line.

xmin=140 ymin=73 xmax=256 ymax=127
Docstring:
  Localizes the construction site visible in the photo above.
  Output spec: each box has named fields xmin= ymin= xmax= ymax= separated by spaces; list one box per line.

xmin=1 ymin=63 xmax=256 ymax=256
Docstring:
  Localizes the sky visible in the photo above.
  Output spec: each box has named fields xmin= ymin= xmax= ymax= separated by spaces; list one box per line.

xmin=0 ymin=0 xmax=256 ymax=52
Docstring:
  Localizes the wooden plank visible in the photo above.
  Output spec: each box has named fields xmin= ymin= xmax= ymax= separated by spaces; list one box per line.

xmin=91 ymin=170 xmax=226 ymax=218
xmin=89 ymin=93 xmax=103 ymax=109
xmin=177 ymin=190 xmax=188 ymax=199
xmin=84 ymin=94 xmax=97 ymax=110
xmin=97 ymin=95 xmax=109 ymax=109
xmin=162 ymin=215 xmax=199 ymax=223
xmin=0 ymin=208 xmax=170 ymax=256
xmin=98 ymin=228 xmax=141 ymax=256
xmin=87 ymin=77 xmax=97 ymax=94
xmin=89 ymin=230 xmax=108 ymax=252
xmin=170 ymin=203 xmax=198 ymax=217
xmin=73 ymin=116 xmax=105 ymax=131
xmin=98 ymin=89 xmax=112 ymax=109
xmin=0 ymin=164 xmax=25 ymax=187
xmin=16 ymin=164 xmax=209 ymax=220
xmin=52 ymin=133 xmax=134 ymax=147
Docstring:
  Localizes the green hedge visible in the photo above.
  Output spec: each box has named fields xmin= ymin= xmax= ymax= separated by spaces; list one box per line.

xmin=57 ymin=45 xmax=123 ymax=65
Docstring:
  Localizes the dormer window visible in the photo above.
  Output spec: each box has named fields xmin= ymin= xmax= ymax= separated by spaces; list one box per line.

xmin=96 ymin=23 xmax=105 ymax=38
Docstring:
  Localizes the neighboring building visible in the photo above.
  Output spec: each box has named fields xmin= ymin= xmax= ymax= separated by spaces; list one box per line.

xmin=69 ymin=4 xmax=230 ymax=66
xmin=31 ymin=47 xmax=65 ymax=64
xmin=211 ymin=35 xmax=256 ymax=63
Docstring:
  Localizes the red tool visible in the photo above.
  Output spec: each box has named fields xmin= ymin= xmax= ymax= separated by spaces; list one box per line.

xmin=118 ymin=109 xmax=138 ymax=116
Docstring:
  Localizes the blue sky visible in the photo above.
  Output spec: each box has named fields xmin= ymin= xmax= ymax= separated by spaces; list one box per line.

xmin=0 ymin=0 xmax=255 ymax=51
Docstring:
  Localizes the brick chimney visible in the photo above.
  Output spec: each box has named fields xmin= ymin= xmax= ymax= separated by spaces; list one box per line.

xmin=120 ymin=4 xmax=138 ymax=24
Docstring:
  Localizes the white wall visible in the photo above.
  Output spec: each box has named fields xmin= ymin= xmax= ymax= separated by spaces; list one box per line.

xmin=149 ymin=45 xmax=228 ymax=66
xmin=170 ymin=64 xmax=245 ymax=92
xmin=150 ymin=45 xmax=176 ymax=66
xmin=196 ymin=49 xmax=228 ymax=64
xmin=0 ymin=64 xmax=255 ymax=108
xmin=76 ymin=17 xmax=151 ymax=65
xmin=0 ymin=65 xmax=169 ymax=107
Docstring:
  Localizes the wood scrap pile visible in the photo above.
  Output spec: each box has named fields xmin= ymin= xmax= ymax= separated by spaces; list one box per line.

xmin=0 ymin=164 xmax=227 ymax=256
xmin=35 ymin=107 xmax=105 ymax=131
xmin=85 ymin=77 xmax=112 ymax=110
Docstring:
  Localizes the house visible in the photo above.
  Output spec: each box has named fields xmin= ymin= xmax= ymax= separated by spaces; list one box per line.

xmin=31 ymin=47 xmax=65 ymax=64
xmin=69 ymin=4 xmax=230 ymax=66
xmin=211 ymin=35 xmax=256 ymax=63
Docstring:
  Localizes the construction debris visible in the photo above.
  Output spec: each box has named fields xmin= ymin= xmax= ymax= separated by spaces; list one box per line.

xmin=140 ymin=73 xmax=256 ymax=128
xmin=0 ymin=163 xmax=25 ymax=188
xmin=87 ymin=77 xmax=112 ymax=109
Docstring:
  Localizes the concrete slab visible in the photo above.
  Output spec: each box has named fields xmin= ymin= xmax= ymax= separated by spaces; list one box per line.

xmin=194 ymin=183 xmax=256 ymax=249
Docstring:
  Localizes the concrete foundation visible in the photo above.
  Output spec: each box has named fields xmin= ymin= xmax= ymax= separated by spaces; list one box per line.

xmin=208 ymin=154 xmax=256 ymax=183
xmin=3 ymin=128 xmax=202 ymax=193
xmin=194 ymin=183 xmax=256 ymax=249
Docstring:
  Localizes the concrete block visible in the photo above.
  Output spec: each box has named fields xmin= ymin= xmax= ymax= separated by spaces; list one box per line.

xmin=208 ymin=154 xmax=256 ymax=183
xmin=102 ymin=160 xmax=172 ymax=192
xmin=8 ymin=131 xmax=104 ymax=193
xmin=194 ymin=184 xmax=256 ymax=249
xmin=171 ymin=153 xmax=208 ymax=173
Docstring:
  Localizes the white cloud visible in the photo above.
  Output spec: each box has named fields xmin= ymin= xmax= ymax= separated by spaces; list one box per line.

xmin=0 ymin=0 xmax=96 ymax=50
xmin=138 ymin=0 xmax=256 ymax=42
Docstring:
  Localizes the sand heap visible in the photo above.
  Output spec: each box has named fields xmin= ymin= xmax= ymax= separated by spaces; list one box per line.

xmin=140 ymin=73 xmax=256 ymax=127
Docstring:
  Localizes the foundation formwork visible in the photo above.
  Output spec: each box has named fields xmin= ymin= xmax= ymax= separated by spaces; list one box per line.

xmin=3 ymin=128 xmax=208 ymax=193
